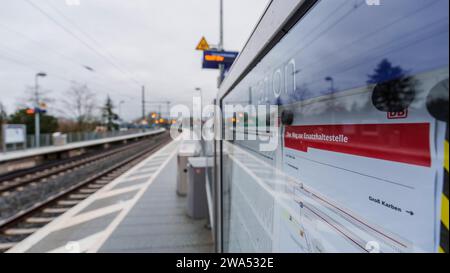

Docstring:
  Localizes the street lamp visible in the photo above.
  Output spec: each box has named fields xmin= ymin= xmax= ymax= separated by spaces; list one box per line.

xmin=195 ymin=87 xmax=202 ymax=99
xmin=194 ymin=87 xmax=204 ymax=155
xmin=35 ymin=72 xmax=47 ymax=148
xmin=325 ymin=76 xmax=334 ymax=92
xmin=218 ymin=0 xmax=225 ymax=85
xmin=195 ymin=87 xmax=203 ymax=118
xmin=118 ymin=100 xmax=125 ymax=119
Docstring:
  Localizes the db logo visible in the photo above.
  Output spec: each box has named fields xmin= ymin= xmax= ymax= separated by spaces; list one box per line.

xmin=365 ymin=241 xmax=380 ymax=253
xmin=387 ymin=109 xmax=408 ymax=119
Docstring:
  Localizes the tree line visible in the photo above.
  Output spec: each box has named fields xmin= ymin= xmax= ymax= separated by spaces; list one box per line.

xmin=0 ymin=83 xmax=120 ymax=136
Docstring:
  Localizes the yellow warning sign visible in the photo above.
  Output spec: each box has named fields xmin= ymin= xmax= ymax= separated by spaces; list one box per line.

xmin=195 ymin=36 xmax=210 ymax=51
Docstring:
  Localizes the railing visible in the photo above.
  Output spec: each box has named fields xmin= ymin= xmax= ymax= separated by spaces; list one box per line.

xmin=3 ymin=128 xmax=158 ymax=152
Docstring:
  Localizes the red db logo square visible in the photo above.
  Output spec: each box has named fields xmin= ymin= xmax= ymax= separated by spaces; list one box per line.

xmin=387 ymin=109 xmax=408 ymax=119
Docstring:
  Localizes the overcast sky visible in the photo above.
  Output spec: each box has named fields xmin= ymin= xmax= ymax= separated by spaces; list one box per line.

xmin=0 ymin=0 xmax=268 ymax=121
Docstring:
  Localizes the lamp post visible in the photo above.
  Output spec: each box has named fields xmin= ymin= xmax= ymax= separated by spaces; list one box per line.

xmin=195 ymin=87 xmax=203 ymax=105
xmin=195 ymin=87 xmax=203 ymax=120
xmin=35 ymin=72 xmax=47 ymax=148
xmin=218 ymin=0 xmax=225 ymax=85
xmin=118 ymin=100 xmax=125 ymax=120
xmin=219 ymin=0 xmax=223 ymax=50
xmin=194 ymin=87 xmax=204 ymax=155
xmin=325 ymin=76 xmax=334 ymax=92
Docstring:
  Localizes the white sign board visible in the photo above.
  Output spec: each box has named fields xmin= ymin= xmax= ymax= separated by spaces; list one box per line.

xmin=3 ymin=125 xmax=26 ymax=144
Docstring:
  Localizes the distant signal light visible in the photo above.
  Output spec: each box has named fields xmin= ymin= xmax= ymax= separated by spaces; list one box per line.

xmin=205 ymin=55 xmax=225 ymax=62
xmin=202 ymin=50 xmax=238 ymax=70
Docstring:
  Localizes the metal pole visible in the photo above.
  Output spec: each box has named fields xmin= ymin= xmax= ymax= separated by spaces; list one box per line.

xmin=166 ymin=102 xmax=170 ymax=120
xmin=219 ymin=0 xmax=223 ymax=50
xmin=218 ymin=0 xmax=225 ymax=85
xmin=2 ymin=125 xmax=5 ymax=153
xmin=35 ymin=75 xmax=40 ymax=148
xmin=195 ymin=87 xmax=204 ymax=154
xmin=142 ymin=86 xmax=146 ymax=121
xmin=215 ymin=1 xmax=225 ymax=253
xmin=119 ymin=100 xmax=125 ymax=124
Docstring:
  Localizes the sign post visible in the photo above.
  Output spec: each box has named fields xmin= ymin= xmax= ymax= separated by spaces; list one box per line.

xmin=196 ymin=34 xmax=238 ymax=85
xmin=202 ymin=50 xmax=238 ymax=71
xmin=2 ymin=124 xmax=27 ymax=152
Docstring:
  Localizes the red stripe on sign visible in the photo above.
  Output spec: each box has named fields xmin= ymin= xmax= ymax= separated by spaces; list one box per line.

xmin=284 ymin=123 xmax=431 ymax=167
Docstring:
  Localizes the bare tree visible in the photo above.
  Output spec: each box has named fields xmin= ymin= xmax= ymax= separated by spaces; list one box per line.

xmin=0 ymin=102 xmax=7 ymax=123
xmin=60 ymin=83 xmax=98 ymax=131
xmin=15 ymin=85 xmax=55 ymax=110
xmin=0 ymin=102 xmax=7 ymax=151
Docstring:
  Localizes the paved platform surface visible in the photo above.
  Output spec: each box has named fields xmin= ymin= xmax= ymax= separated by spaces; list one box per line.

xmin=0 ymin=129 xmax=165 ymax=163
xmin=8 ymin=140 xmax=213 ymax=253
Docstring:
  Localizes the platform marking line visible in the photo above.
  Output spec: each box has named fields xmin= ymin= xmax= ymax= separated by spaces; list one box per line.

xmin=133 ymin=166 xmax=160 ymax=172
xmin=108 ymin=182 xmax=148 ymax=192
xmin=97 ymin=175 xmax=149 ymax=192
xmin=118 ymin=175 xmax=155 ymax=183
xmin=88 ymin=142 xmax=179 ymax=253
xmin=122 ymin=174 xmax=153 ymax=181
xmin=127 ymin=167 xmax=161 ymax=173
xmin=7 ymin=140 xmax=176 ymax=253
xmin=91 ymin=185 xmax=146 ymax=200
xmin=58 ymin=203 xmax=130 ymax=230
xmin=139 ymin=163 xmax=162 ymax=168
xmin=47 ymin=231 xmax=104 ymax=253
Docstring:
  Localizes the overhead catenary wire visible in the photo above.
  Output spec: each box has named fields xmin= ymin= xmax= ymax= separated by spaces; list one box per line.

xmin=0 ymin=22 xmax=88 ymax=70
xmin=0 ymin=51 xmax=189 ymax=117
xmin=2 ymin=1 xmax=192 ymax=117
xmin=43 ymin=0 xmax=143 ymax=86
xmin=0 ymin=50 xmax=136 ymax=105
xmin=23 ymin=0 xmax=142 ymax=88
xmin=0 ymin=49 xmax=112 ymax=96
xmin=0 ymin=22 xmax=143 ymax=92
xmin=0 ymin=42 xmax=68 ymax=73
xmin=0 ymin=30 xmax=147 ymax=104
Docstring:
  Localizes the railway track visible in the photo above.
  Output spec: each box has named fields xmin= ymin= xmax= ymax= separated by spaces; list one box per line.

xmin=0 ymin=134 xmax=160 ymax=195
xmin=0 ymin=132 xmax=171 ymax=252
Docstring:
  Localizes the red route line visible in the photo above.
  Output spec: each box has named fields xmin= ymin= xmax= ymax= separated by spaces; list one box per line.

xmin=300 ymin=186 xmax=407 ymax=248
xmin=302 ymin=204 xmax=368 ymax=252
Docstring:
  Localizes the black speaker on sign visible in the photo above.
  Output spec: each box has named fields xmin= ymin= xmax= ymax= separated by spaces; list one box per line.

xmin=369 ymin=59 xmax=416 ymax=112
xmin=371 ymin=77 xmax=416 ymax=112
xmin=426 ymin=78 xmax=449 ymax=122
xmin=281 ymin=109 xmax=294 ymax=126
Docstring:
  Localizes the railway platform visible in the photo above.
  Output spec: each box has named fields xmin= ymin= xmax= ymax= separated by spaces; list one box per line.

xmin=0 ymin=129 xmax=166 ymax=175
xmin=7 ymin=139 xmax=214 ymax=253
